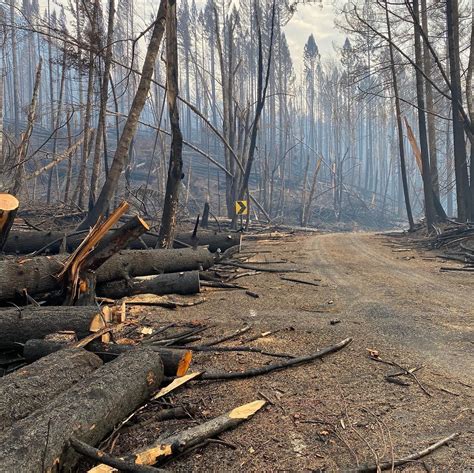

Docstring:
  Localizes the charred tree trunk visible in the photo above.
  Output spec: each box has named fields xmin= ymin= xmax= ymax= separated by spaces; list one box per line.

xmin=0 ymin=248 xmax=214 ymax=301
xmin=12 ymin=59 xmax=42 ymax=195
xmin=446 ymin=0 xmax=471 ymax=221
xmin=201 ymin=202 xmax=210 ymax=228
xmin=413 ymin=0 xmax=438 ymax=227
xmin=420 ymin=0 xmax=440 ymax=199
xmin=3 ymin=230 xmax=240 ymax=254
xmin=385 ymin=0 xmax=414 ymax=230
xmin=0 ymin=348 xmax=164 ymax=471
xmin=89 ymin=0 xmax=116 ymax=209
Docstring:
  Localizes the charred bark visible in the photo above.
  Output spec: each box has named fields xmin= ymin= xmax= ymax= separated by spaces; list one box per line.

xmin=0 ymin=306 xmax=103 ymax=342
xmin=96 ymin=271 xmax=200 ymax=299
xmin=0 ymin=348 xmax=102 ymax=430
xmin=0 ymin=348 xmax=164 ymax=472
xmin=0 ymin=248 xmax=214 ymax=301
xmin=3 ymin=230 xmax=238 ymax=254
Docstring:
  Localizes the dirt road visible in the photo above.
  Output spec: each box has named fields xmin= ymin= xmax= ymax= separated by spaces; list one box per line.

xmin=308 ymin=232 xmax=474 ymax=381
xmin=114 ymin=231 xmax=473 ymax=472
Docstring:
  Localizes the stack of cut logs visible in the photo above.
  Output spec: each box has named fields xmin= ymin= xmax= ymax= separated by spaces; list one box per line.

xmin=0 ymin=196 xmax=351 ymax=471
xmin=0 ymin=198 xmax=247 ymax=470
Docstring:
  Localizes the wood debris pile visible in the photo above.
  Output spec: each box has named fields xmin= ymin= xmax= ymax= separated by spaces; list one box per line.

xmin=384 ymin=222 xmax=474 ymax=273
xmin=0 ymin=198 xmax=351 ymax=471
xmin=430 ymin=223 xmax=474 ymax=272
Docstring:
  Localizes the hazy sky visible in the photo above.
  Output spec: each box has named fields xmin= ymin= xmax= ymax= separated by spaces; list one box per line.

xmin=284 ymin=3 xmax=343 ymax=70
xmin=189 ymin=1 xmax=343 ymax=70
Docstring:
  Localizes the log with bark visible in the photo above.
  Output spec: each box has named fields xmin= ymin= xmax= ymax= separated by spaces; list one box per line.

xmin=3 ymin=230 xmax=239 ymax=254
xmin=172 ymin=231 xmax=241 ymax=252
xmin=0 ymin=348 xmax=102 ymax=430
xmin=0 ymin=247 xmax=214 ymax=301
xmin=95 ymin=247 xmax=214 ymax=284
xmin=96 ymin=271 xmax=200 ymax=299
xmin=23 ymin=340 xmax=192 ymax=377
xmin=0 ymin=193 xmax=19 ymax=251
xmin=0 ymin=306 xmax=106 ymax=343
xmin=0 ymin=347 xmax=164 ymax=472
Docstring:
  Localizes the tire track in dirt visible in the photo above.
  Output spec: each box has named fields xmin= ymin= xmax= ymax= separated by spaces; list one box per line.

xmin=306 ymin=232 xmax=474 ymax=381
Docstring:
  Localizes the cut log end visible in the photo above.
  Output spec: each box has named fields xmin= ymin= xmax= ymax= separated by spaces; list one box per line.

xmin=0 ymin=193 xmax=20 ymax=250
xmin=137 ymin=216 xmax=151 ymax=232
xmin=0 ymin=193 xmax=19 ymax=212
xmin=176 ymin=350 xmax=193 ymax=377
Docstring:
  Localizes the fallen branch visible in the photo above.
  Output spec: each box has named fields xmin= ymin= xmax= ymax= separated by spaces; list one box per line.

xmin=440 ymin=266 xmax=474 ymax=272
xmin=129 ymin=400 xmax=266 ymax=466
xmin=169 ymin=345 xmax=294 ymax=358
xmin=347 ymin=432 xmax=460 ymax=472
xmin=70 ymin=437 xmax=164 ymax=473
xmin=201 ymin=338 xmax=352 ymax=380
xmin=200 ymin=280 xmax=246 ymax=289
xmin=223 ymin=261 xmax=308 ymax=273
xmin=369 ymin=356 xmax=431 ymax=396
xmin=197 ymin=325 xmax=251 ymax=347
xmin=280 ymin=276 xmax=320 ymax=287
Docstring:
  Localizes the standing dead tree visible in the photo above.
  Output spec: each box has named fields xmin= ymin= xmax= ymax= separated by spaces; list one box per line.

xmin=11 ymin=58 xmax=42 ymax=195
xmin=157 ymin=0 xmax=184 ymax=249
xmin=78 ymin=1 xmax=167 ymax=230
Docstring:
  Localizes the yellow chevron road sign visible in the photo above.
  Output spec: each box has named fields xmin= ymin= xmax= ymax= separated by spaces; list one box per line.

xmin=235 ymin=200 xmax=248 ymax=215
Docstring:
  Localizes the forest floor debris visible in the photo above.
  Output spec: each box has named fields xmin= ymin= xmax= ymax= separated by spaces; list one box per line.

xmin=0 ymin=226 xmax=472 ymax=471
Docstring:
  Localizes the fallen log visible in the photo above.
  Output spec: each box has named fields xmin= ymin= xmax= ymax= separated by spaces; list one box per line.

xmin=0 ymin=347 xmax=164 ymax=472
xmin=23 ymin=340 xmax=192 ymax=377
xmin=3 ymin=230 xmax=239 ymax=254
xmin=0 ymin=306 xmax=106 ymax=343
xmin=0 ymin=247 xmax=214 ymax=301
xmin=171 ymin=231 xmax=241 ymax=252
xmin=96 ymin=271 xmax=200 ymax=299
xmin=96 ymin=247 xmax=214 ymax=284
xmin=23 ymin=338 xmax=73 ymax=360
xmin=90 ymin=400 xmax=266 ymax=471
xmin=0 ymin=348 xmax=102 ymax=430
xmin=0 ymin=193 xmax=19 ymax=251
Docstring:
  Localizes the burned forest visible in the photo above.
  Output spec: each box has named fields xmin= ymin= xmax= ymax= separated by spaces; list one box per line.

xmin=0 ymin=0 xmax=472 ymax=471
